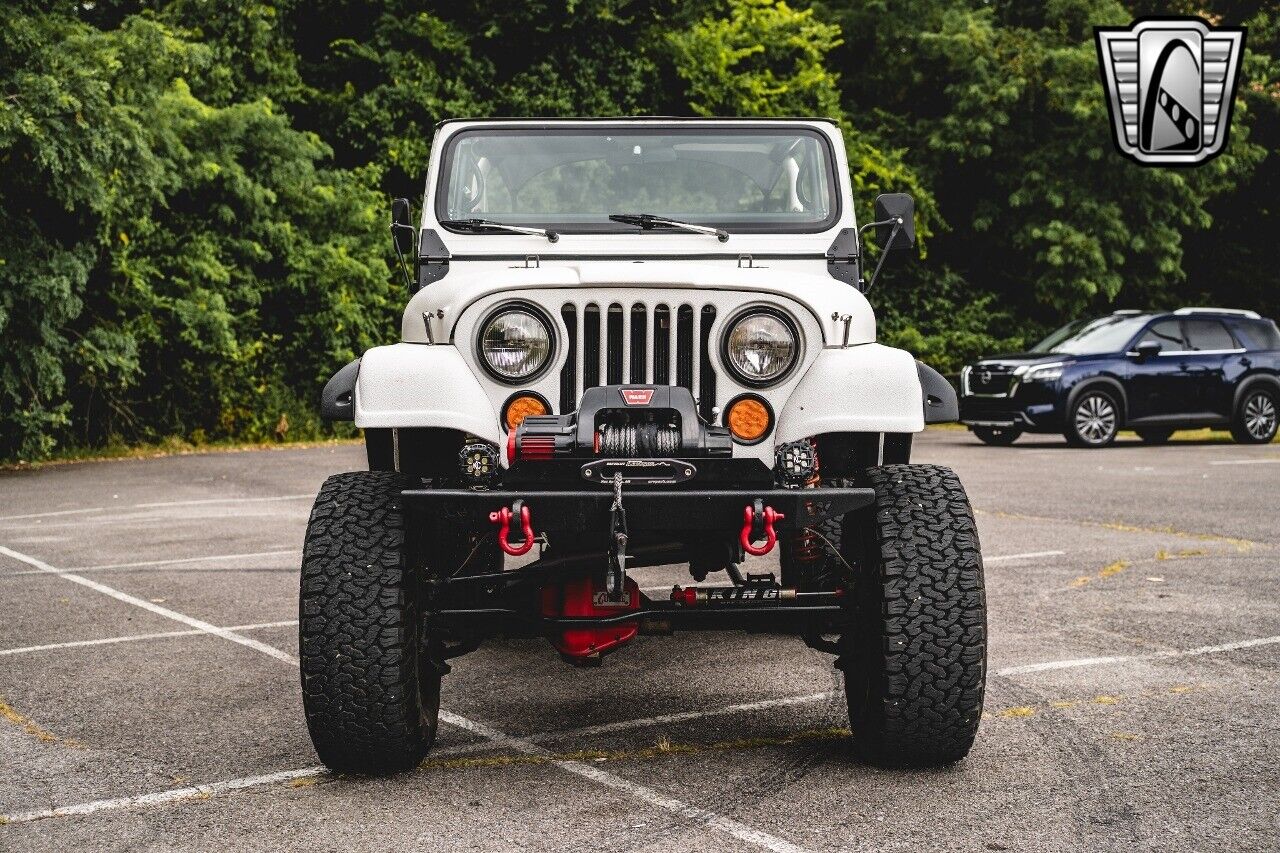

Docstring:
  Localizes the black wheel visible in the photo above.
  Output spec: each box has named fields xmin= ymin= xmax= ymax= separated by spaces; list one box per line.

xmin=971 ymin=426 xmax=1021 ymax=446
xmin=1230 ymin=387 xmax=1278 ymax=444
xmin=1135 ymin=428 xmax=1174 ymax=444
xmin=299 ymin=471 xmax=440 ymax=774
xmin=839 ymin=464 xmax=986 ymax=767
xmin=1064 ymin=389 xmax=1119 ymax=447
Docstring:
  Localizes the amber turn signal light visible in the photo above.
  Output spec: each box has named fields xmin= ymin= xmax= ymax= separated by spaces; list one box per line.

xmin=502 ymin=393 xmax=549 ymax=431
xmin=725 ymin=395 xmax=773 ymax=444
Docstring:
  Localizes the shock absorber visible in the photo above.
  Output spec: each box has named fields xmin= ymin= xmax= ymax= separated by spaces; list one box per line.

xmin=777 ymin=439 xmax=825 ymax=564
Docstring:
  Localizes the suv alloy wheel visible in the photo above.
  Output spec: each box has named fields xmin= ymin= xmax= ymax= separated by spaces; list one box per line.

xmin=1232 ymin=387 xmax=1278 ymax=444
xmin=1065 ymin=390 xmax=1119 ymax=447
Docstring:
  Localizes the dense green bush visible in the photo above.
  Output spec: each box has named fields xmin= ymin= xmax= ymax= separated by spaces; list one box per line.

xmin=0 ymin=0 xmax=1274 ymax=460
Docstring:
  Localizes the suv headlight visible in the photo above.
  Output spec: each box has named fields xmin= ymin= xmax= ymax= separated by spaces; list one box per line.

xmin=723 ymin=310 xmax=798 ymax=386
xmin=479 ymin=306 xmax=553 ymax=382
xmin=1024 ymin=362 xmax=1064 ymax=383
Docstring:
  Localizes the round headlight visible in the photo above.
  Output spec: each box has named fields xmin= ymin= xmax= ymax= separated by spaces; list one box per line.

xmin=724 ymin=311 xmax=797 ymax=385
xmin=480 ymin=308 xmax=552 ymax=381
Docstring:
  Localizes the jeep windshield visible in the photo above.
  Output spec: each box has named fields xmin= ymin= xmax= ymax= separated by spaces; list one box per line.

xmin=436 ymin=125 xmax=838 ymax=234
xmin=1031 ymin=315 xmax=1150 ymax=355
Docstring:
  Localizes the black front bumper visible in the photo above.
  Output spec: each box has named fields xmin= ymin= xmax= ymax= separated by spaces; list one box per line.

xmin=402 ymin=485 xmax=874 ymax=534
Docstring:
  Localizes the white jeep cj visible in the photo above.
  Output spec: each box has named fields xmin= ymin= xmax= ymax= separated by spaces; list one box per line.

xmin=302 ymin=118 xmax=986 ymax=774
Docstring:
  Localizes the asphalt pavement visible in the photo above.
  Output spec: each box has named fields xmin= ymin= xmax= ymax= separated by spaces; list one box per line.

xmin=0 ymin=429 xmax=1277 ymax=852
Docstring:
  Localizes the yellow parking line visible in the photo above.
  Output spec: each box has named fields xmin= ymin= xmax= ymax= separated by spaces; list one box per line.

xmin=986 ymin=684 xmax=1207 ymax=720
xmin=0 ymin=696 xmax=78 ymax=748
xmin=415 ymin=727 xmax=851 ymax=773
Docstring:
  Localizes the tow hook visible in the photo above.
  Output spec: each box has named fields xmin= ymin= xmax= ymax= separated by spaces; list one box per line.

xmin=740 ymin=500 xmax=784 ymax=556
xmin=490 ymin=500 xmax=535 ymax=556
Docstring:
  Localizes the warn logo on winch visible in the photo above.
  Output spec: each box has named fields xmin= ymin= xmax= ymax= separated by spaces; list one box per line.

xmin=620 ymin=388 xmax=655 ymax=406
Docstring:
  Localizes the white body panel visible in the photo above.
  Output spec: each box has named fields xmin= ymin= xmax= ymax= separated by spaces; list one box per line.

xmin=353 ymin=118 xmax=928 ymax=459
xmin=354 ymin=344 xmax=501 ymax=444
xmin=776 ymin=344 xmax=924 ymax=443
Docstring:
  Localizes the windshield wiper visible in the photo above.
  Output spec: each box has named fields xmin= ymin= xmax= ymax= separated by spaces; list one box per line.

xmin=608 ymin=213 xmax=729 ymax=243
xmin=440 ymin=218 xmax=559 ymax=243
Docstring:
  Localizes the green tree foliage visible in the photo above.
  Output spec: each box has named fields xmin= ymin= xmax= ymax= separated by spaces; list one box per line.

xmin=1 ymin=5 xmax=391 ymax=459
xmin=0 ymin=0 xmax=1274 ymax=460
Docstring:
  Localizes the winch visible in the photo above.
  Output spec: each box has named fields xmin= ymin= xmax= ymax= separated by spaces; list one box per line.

xmin=509 ymin=385 xmax=733 ymax=464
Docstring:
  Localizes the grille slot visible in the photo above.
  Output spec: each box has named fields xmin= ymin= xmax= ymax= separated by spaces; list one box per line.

xmin=559 ymin=301 xmax=718 ymax=419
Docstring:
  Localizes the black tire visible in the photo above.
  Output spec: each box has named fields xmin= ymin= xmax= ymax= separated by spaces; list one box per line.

xmin=299 ymin=471 xmax=439 ymax=774
xmin=1135 ymin=427 xmax=1174 ymax=444
xmin=971 ymin=426 xmax=1021 ymax=446
xmin=1064 ymin=388 xmax=1120 ymax=447
xmin=841 ymin=464 xmax=986 ymax=767
xmin=1230 ymin=386 xmax=1278 ymax=444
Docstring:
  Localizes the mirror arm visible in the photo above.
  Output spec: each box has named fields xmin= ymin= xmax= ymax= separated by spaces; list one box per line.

xmin=860 ymin=217 xmax=904 ymax=293
xmin=390 ymin=222 xmax=417 ymax=291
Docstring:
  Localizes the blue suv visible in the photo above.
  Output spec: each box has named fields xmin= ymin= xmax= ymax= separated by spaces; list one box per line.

xmin=959 ymin=308 xmax=1280 ymax=447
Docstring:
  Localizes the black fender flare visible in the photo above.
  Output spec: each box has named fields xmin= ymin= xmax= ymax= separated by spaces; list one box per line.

xmin=321 ymin=358 xmax=360 ymax=421
xmin=1232 ymin=372 xmax=1280 ymax=411
xmin=916 ymin=361 xmax=958 ymax=423
xmin=1066 ymin=376 xmax=1128 ymax=425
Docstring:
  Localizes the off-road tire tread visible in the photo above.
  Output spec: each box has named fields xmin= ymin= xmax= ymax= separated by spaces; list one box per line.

xmin=299 ymin=471 xmax=437 ymax=774
xmin=844 ymin=464 xmax=986 ymax=767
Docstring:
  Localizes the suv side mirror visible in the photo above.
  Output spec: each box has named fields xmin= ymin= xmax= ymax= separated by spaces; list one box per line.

xmin=873 ymin=193 xmax=916 ymax=251
xmin=391 ymin=197 xmax=416 ymax=257
xmin=1133 ymin=340 xmax=1162 ymax=360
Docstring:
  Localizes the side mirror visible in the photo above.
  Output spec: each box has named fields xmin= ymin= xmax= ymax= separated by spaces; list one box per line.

xmin=873 ymin=193 xmax=916 ymax=251
xmin=391 ymin=197 xmax=415 ymax=257
xmin=1133 ymin=340 xmax=1162 ymax=360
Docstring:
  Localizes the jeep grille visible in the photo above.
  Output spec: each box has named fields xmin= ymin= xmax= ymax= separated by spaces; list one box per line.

xmin=559 ymin=302 xmax=717 ymax=422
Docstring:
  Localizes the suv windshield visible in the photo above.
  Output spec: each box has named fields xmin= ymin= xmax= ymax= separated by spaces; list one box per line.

xmin=437 ymin=126 xmax=837 ymax=234
xmin=1031 ymin=315 xmax=1149 ymax=355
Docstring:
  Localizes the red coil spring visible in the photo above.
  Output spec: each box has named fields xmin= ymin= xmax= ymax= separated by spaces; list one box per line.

xmin=789 ymin=439 xmax=825 ymax=564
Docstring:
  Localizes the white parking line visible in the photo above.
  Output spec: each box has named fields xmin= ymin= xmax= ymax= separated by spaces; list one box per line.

xmin=1208 ymin=458 xmax=1280 ymax=466
xmin=995 ymin=634 xmax=1280 ymax=676
xmin=0 ymin=496 xmax=313 ymax=528
xmin=0 ymin=621 xmax=297 ymax=658
xmin=2 ymin=767 xmax=326 ymax=824
xmin=0 ymin=543 xmax=813 ymax=852
xmin=986 ymin=550 xmax=1066 ymax=562
xmin=432 ymin=691 xmax=839 ymax=757
xmin=131 ymin=494 xmax=313 ymax=509
xmin=439 ymin=711 xmax=813 ymax=853
xmin=0 ymin=507 xmax=105 ymax=522
xmin=47 ymin=550 xmax=299 ymax=575
xmin=0 ymin=546 xmax=297 ymax=665
xmin=6 ymin=628 xmax=1278 ymax=828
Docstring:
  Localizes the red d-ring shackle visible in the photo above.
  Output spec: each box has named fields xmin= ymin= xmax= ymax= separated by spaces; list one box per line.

xmin=740 ymin=504 xmax=785 ymax=557
xmin=489 ymin=504 xmax=535 ymax=556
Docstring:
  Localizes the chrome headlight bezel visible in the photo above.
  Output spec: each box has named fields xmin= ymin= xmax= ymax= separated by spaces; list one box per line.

xmin=720 ymin=307 xmax=800 ymax=388
xmin=476 ymin=302 xmax=556 ymax=384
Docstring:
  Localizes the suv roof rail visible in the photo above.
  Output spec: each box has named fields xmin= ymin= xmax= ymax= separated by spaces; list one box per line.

xmin=1173 ymin=307 xmax=1262 ymax=319
xmin=1111 ymin=309 xmax=1144 ymax=315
